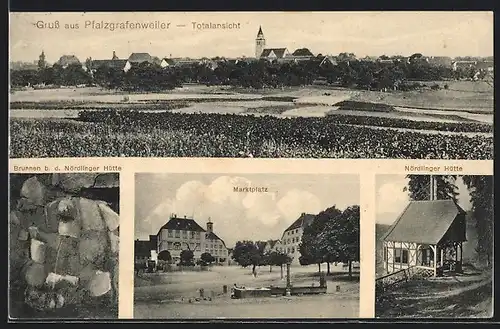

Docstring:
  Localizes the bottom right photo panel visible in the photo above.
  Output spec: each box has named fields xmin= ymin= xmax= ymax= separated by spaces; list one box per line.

xmin=375 ymin=174 xmax=493 ymax=319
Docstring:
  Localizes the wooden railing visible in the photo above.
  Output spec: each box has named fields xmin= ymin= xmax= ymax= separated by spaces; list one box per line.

xmin=376 ymin=265 xmax=436 ymax=294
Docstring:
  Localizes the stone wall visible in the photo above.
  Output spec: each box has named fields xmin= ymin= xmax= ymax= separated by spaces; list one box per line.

xmin=9 ymin=173 xmax=120 ymax=319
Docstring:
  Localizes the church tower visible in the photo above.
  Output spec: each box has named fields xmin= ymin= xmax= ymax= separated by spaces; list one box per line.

xmin=255 ymin=26 xmax=266 ymax=58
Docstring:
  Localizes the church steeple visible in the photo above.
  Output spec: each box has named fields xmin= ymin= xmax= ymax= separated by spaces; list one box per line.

xmin=255 ymin=26 xmax=266 ymax=58
xmin=257 ymin=26 xmax=264 ymax=37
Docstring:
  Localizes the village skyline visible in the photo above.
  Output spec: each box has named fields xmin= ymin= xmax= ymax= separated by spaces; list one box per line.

xmin=10 ymin=12 xmax=493 ymax=63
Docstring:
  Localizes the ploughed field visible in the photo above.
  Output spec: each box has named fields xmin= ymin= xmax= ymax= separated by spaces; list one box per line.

xmin=134 ymin=264 xmax=359 ymax=319
xmin=9 ymin=84 xmax=494 ymax=159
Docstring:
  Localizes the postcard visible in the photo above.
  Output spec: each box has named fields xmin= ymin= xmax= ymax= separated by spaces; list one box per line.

xmin=8 ymin=10 xmax=495 ymax=322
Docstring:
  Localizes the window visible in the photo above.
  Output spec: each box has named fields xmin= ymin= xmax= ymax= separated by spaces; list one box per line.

xmin=175 ymin=230 xmax=180 ymax=238
xmin=168 ymin=230 xmax=173 ymax=238
xmin=196 ymin=232 xmax=200 ymax=239
xmin=291 ymin=247 xmax=295 ymax=253
xmin=167 ymin=242 xmax=173 ymax=249
xmin=383 ymin=247 xmax=387 ymax=261
xmin=394 ymin=248 xmax=408 ymax=264
xmin=191 ymin=231 xmax=195 ymax=239
xmin=402 ymin=250 xmax=408 ymax=264
xmin=196 ymin=243 xmax=200 ymax=250
xmin=182 ymin=231 xmax=187 ymax=238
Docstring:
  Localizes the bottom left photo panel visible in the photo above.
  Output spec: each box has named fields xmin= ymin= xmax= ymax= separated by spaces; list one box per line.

xmin=8 ymin=173 xmax=120 ymax=319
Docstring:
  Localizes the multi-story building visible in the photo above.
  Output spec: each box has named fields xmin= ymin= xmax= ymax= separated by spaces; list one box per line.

xmin=155 ymin=214 xmax=228 ymax=265
xmin=281 ymin=213 xmax=315 ymax=264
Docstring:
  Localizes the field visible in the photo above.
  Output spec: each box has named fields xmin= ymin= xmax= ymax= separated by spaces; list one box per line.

xmin=133 ymin=264 xmax=359 ymax=319
xmin=9 ymin=82 xmax=494 ymax=159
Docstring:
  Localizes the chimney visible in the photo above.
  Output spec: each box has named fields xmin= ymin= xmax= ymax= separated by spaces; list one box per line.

xmin=184 ymin=215 xmax=186 ymax=219
xmin=112 ymin=51 xmax=118 ymax=60
xmin=207 ymin=218 xmax=213 ymax=233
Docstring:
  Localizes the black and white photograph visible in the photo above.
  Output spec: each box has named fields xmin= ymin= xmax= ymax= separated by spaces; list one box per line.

xmin=9 ymin=11 xmax=493 ymax=159
xmin=375 ymin=174 xmax=493 ymax=318
xmin=9 ymin=173 xmax=120 ymax=319
xmin=134 ymin=173 xmax=360 ymax=318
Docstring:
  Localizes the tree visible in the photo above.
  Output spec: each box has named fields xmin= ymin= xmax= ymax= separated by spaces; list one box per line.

xmin=179 ymin=249 xmax=194 ymax=266
xmin=267 ymin=251 xmax=292 ymax=278
xmin=299 ymin=206 xmax=342 ymax=273
xmin=232 ymin=240 xmax=262 ymax=275
xmin=405 ymin=175 xmax=458 ymax=201
xmin=318 ymin=205 xmax=360 ymax=279
xmin=158 ymin=250 xmax=172 ymax=263
xmin=462 ymin=175 xmax=493 ymax=267
xmin=38 ymin=51 xmax=46 ymax=70
xmin=200 ymin=252 xmax=216 ymax=266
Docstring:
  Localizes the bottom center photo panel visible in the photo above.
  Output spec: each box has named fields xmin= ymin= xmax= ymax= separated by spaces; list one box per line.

xmin=133 ymin=173 xmax=360 ymax=319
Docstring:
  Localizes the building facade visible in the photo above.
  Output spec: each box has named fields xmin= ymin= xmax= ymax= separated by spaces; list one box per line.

xmin=155 ymin=215 xmax=228 ymax=265
xmin=281 ymin=213 xmax=315 ymax=264
xmin=382 ymin=200 xmax=466 ymax=277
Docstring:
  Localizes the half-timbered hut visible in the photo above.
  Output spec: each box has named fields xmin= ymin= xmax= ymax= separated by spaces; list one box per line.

xmin=382 ymin=199 xmax=466 ymax=277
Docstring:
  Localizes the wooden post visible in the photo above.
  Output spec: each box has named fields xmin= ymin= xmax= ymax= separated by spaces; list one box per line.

xmin=440 ymin=248 xmax=444 ymax=267
xmin=223 ymin=285 xmax=228 ymax=294
xmin=431 ymin=245 xmax=437 ymax=277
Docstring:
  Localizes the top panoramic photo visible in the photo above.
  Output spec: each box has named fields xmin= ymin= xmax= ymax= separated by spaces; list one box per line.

xmin=9 ymin=12 xmax=493 ymax=159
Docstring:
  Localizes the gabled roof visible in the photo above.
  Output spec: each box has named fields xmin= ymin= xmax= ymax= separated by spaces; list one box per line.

xmin=320 ymin=55 xmax=338 ymax=66
xmin=128 ymin=53 xmax=153 ymax=63
xmin=255 ymin=241 xmax=268 ymax=253
xmin=292 ymin=48 xmax=314 ymax=57
xmin=161 ymin=58 xmax=176 ymax=65
xmin=284 ymin=213 xmax=315 ymax=232
xmin=206 ymin=232 xmax=226 ymax=247
xmin=157 ymin=216 xmax=207 ymax=235
xmin=382 ymin=200 xmax=466 ymax=245
xmin=91 ymin=59 xmax=128 ymax=69
xmin=260 ymin=48 xmax=288 ymax=59
xmin=58 ymin=55 xmax=81 ymax=66
xmin=267 ymin=239 xmax=280 ymax=249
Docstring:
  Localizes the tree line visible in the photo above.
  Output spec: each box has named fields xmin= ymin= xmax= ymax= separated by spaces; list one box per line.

xmin=231 ymin=205 xmax=360 ymax=279
xmin=10 ymin=54 xmax=482 ymax=91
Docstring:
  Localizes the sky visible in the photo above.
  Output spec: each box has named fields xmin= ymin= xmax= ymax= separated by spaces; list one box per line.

xmin=10 ymin=11 xmax=493 ymax=63
xmin=135 ymin=173 xmax=360 ymax=247
xmin=376 ymin=175 xmax=473 ymax=225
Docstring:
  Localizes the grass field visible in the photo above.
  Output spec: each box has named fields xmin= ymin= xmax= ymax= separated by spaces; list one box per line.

xmin=134 ymin=264 xmax=359 ymax=319
xmin=376 ymin=270 xmax=492 ymax=318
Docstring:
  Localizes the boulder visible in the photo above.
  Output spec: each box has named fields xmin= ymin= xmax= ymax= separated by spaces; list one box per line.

xmin=58 ymin=219 xmax=81 ymax=239
xmin=30 ymin=239 xmax=46 ymax=264
xmin=108 ymin=231 xmax=119 ymax=255
xmin=97 ymin=202 xmax=120 ymax=232
xmin=53 ymin=236 xmax=80 ymax=277
xmin=78 ymin=198 xmax=106 ymax=231
xmin=20 ymin=176 xmax=47 ymax=206
xmin=51 ymin=173 xmax=99 ymax=193
xmin=79 ymin=230 xmax=108 ymax=269
xmin=10 ymin=210 xmax=21 ymax=226
xmin=88 ymin=271 xmax=111 ymax=297
xmin=43 ymin=200 xmax=63 ymax=234
xmin=24 ymin=262 xmax=48 ymax=288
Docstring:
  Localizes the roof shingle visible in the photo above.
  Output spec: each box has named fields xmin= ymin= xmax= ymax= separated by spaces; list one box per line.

xmin=382 ymin=200 xmax=466 ymax=245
